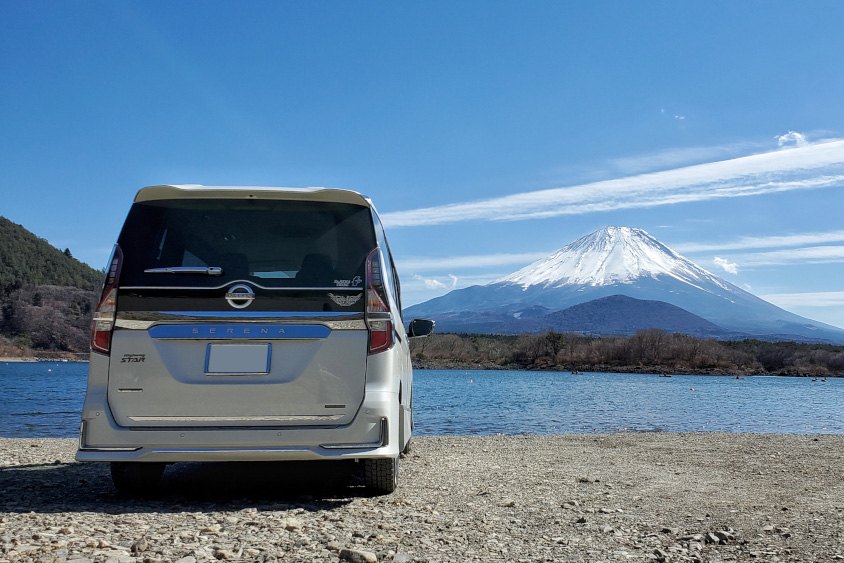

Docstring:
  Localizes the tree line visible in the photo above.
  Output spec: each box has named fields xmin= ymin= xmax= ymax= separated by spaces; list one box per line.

xmin=0 ymin=284 xmax=96 ymax=356
xmin=0 ymin=216 xmax=102 ymax=357
xmin=409 ymin=330 xmax=844 ymax=376
xmin=0 ymin=216 xmax=101 ymax=293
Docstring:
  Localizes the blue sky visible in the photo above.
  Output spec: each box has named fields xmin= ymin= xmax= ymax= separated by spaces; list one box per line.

xmin=3 ymin=1 xmax=844 ymax=329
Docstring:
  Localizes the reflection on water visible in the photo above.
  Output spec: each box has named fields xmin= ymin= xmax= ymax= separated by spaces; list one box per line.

xmin=413 ymin=370 xmax=844 ymax=435
xmin=1 ymin=364 xmax=842 ymax=437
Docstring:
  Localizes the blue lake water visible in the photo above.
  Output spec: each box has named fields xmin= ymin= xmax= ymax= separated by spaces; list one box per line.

xmin=1 ymin=364 xmax=842 ymax=438
xmin=414 ymin=369 xmax=844 ymax=435
xmin=0 ymin=362 xmax=88 ymax=438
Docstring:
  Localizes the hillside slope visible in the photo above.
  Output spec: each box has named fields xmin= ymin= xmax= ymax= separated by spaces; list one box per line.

xmin=0 ymin=216 xmax=101 ymax=354
xmin=0 ymin=216 xmax=101 ymax=292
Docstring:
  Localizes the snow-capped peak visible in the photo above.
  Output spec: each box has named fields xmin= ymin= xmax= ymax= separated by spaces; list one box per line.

xmin=496 ymin=226 xmax=729 ymax=290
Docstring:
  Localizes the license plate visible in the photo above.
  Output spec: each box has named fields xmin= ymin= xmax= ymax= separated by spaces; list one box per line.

xmin=205 ymin=343 xmax=271 ymax=375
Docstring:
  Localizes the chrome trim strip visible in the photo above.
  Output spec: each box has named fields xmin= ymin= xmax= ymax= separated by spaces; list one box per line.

xmin=115 ymin=319 xmax=159 ymax=329
xmin=78 ymin=447 xmax=142 ymax=452
xmin=163 ymin=311 xmax=355 ymax=318
xmin=127 ymin=414 xmax=346 ymax=423
xmin=121 ymin=280 xmax=363 ymax=291
xmin=320 ymin=418 xmax=388 ymax=450
xmin=147 ymin=447 xmax=314 ymax=454
xmin=114 ymin=317 xmax=367 ymax=331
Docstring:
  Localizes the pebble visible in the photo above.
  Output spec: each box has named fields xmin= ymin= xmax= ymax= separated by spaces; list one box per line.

xmin=339 ymin=548 xmax=378 ymax=562
xmin=130 ymin=537 xmax=149 ymax=554
xmin=1 ymin=434 xmax=842 ymax=562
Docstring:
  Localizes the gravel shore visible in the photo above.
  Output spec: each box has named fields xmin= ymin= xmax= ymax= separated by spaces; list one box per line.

xmin=2 ymin=434 xmax=843 ymax=562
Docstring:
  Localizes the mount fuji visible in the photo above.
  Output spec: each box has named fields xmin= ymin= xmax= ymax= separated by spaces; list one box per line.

xmin=404 ymin=227 xmax=844 ymax=343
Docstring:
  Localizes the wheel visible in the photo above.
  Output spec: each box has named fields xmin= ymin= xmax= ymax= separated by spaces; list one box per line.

xmin=401 ymin=437 xmax=412 ymax=456
xmin=110 ymin=462 xmax=165 ymax=494
xmin=363 ymin=456 xmax=398 ymax=494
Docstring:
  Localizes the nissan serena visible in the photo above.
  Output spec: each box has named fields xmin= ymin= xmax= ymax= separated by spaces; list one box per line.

xmin=76 ymin=185 xmax=433 ymax=494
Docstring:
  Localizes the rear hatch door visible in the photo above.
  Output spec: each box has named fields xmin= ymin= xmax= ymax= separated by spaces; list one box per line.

xmin=105 ymin=196 xmax=374 ymax=428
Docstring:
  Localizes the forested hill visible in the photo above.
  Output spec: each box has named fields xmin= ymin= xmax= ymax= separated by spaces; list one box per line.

xmin=0 ymin=216 xmax=102 ymax=293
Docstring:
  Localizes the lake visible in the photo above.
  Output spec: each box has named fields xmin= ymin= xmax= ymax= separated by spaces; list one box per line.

xmin=1 ymin=363 xmax=842 ymax=438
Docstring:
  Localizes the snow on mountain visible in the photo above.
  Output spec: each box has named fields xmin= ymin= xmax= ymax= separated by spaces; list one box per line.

xmin=405 ymin=226 xmax=844 ymax=343
xmin=497 ymin=226 xmax=732 ymax=293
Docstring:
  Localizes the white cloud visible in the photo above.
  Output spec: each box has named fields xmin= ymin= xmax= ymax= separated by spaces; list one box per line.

xmin=399 ymin=252 xmax=550 ymax=272
xmin=713 ymin=257 xmax=738 ymax=274
xmin=761 ymin=291 xmax=844 ymax=307
xmin=731 ymin=245 xmax=844 ymax=267
xmin=382 ymin=140 xmax=844 ymax=228
xmin=412 ymin=274 xmax=448 ymax=290
xmin=673 ymin=230 xmax=844 ymax=253
xmin=608 ymin=141 xmax=763 ymax=175
xmin=777 ymin=131 xmax=808 ymax=148
xmin=410 ymin=273 xmax=461 ymax=290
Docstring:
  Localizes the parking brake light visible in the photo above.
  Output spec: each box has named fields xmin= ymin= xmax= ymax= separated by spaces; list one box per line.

xmin=365 ymin=248 xmax=392 ymax=354
xmin=91 ymin=245 xmax=123 ymax=355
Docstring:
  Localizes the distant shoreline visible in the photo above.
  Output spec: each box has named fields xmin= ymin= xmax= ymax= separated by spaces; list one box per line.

xmin=0 ymin=355 xmax=89 ymax=363
xmin=0 ymin=355 xmax=839 ymax=376
xmin=410 ymin=358 xmax=841 ymax=377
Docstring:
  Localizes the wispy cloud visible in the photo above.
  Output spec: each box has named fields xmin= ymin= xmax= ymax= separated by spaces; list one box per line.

xmin=777 ymin=131 xmax=808 ymax=148
xmin=412 ymin=274 xmax=448 ymax=290
xmin=412 ymin=273 xmax=459 ymax=290
xmin=673 ymin=230 xmax=844 ymax=253
xmin=761 ymin=291 xmax=844 ymax=307
xmin=382 ymin=140 xmax=844 ymax=228
xmin=732 ymin=246 xmax=844 ymax=267
xmin=399 ymin=252 xmax=550 ymax=272
xmin=713 ymin=257 xmax=738 ymax=274
xmin=608 ymin=141 xmax=764 ymax=176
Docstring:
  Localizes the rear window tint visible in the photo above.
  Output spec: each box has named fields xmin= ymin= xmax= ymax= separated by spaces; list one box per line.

xmin=117 ymin=199 xmax=376 ymax=288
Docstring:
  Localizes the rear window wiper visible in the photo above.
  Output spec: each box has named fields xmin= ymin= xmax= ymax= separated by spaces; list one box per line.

xmin=143 ymin=267 xmax=223 ymax=276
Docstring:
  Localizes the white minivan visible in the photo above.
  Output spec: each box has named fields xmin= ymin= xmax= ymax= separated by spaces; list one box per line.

xmin=77 ymin=185 xmax=433 ymax=494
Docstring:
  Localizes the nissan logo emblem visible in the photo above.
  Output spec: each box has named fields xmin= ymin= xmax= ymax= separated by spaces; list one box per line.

xmin=225 ymin=284 xmax=255 ymax=309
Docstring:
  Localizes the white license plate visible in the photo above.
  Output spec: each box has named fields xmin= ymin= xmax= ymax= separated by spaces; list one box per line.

xmin=205 ymin=344 xmax=271 ymax=375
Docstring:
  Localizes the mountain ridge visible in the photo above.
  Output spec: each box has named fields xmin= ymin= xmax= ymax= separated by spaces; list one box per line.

xmin=405 ymin=226 xmax=844 ymax=343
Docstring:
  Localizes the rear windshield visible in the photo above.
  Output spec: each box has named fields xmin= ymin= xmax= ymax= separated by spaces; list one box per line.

xmin=117 ymin=199 xmax=376 ymax=288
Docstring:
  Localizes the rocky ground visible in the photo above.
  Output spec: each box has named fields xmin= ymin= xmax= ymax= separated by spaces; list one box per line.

xmin=1 ymin=434 xmax=843 ymax=562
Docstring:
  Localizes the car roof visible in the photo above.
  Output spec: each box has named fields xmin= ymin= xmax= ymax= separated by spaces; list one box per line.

xmin=135 ymin=184 xmax=372 ymax=207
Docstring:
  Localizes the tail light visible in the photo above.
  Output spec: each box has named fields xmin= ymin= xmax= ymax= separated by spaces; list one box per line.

xmin=91 ymin=245 xmax=123 ymax=355
xmin=365 ymin=248 xmax=392 ymax=354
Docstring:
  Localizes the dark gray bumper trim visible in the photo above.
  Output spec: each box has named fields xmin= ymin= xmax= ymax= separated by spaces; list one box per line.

xmin=320 ymin=417 xmax=388 ymax=450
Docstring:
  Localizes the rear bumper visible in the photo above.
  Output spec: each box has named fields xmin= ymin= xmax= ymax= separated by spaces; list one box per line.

xmin=76 ymin=392 xmax=399 ymax=463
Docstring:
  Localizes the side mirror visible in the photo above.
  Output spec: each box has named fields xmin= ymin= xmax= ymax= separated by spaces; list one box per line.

xmin=407 ymin=318 xmax=435 ymax=338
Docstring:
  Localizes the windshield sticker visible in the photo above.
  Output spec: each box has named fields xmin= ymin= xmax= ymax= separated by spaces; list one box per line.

xmin=328 ymin=293 xmax=363 ymax=307
xmin=334 ymin=276 xmax=363 ymax=287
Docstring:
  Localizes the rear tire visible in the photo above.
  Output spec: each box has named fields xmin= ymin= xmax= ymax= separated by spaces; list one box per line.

xmin=110 ymin=462 xmax=165 ymax=494
xmin=363 ymin=456 xmax=398 ymax=494
xmin=401 ymin=437 xmax=412 ymax=456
